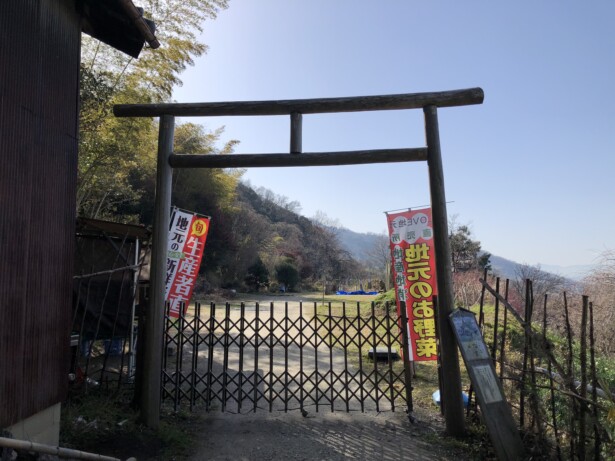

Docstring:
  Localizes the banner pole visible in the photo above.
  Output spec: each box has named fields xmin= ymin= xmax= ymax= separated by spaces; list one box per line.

xmin=141 ymin=114 xmax=174 ymax=429
xmin=424 ymin=105 xmax=466 ymax=437
xmin=398 ymin=301 xmax=415 ymax=421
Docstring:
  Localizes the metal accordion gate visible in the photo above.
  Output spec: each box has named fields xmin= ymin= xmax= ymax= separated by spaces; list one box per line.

xmin=162 ymin=301 xmax=413 ymax=415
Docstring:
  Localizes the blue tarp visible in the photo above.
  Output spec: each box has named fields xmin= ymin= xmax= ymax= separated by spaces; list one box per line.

xmin=432 ymin=389 xmax=469 ymax=408
xmin=335 ymin=290 xmax=378 ymax=295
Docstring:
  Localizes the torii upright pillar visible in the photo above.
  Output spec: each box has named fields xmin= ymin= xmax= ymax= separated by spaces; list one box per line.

xmin=425 ymin=105 xmax=466 ymax=436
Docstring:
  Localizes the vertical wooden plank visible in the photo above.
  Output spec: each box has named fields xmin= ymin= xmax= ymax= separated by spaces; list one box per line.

xmin=520 ymin=279 xmax=530 ymax=428
xmin=578 ymin=296 xmax=589 ymax=461
xmin=290 ymin=112 xmax=302 ymax=154
xmin=527 ymin=282 xmax=543 ymax=438
xmin=491 ymin=278 xmax=500 ymax=363
xmin=499 ymin=280 xmax=510 ymax=382
xmin=543 ymin=294 xmax=562 ymax=460
xmin=478 ymin=268 xmax=488 ymax=330
xmin=563 ymin=292 xmax=577 ymax=457
xmin=424 ymin=105 xmax=465 ymax=436
xmin=589 ymin=302 xmax=600 ymax=461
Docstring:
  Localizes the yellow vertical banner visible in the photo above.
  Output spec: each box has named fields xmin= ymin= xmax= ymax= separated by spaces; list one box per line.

xmin=386 ymin=208 xmax=438 ymax=361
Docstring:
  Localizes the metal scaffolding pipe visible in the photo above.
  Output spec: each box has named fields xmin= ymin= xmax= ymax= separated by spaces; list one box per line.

xmin=0 ymin=436 xmax=131 ymax=461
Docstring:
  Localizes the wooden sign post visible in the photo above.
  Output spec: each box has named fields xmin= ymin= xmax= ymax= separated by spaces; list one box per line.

xmin=449 ymin=308 xmax=525 ymax=460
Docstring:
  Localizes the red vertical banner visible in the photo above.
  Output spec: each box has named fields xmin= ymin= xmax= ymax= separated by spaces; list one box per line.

xmin=165 ymin=208 xmax=210 ymax=318
xmin=386 ymin=208 xmax=438 ymax=362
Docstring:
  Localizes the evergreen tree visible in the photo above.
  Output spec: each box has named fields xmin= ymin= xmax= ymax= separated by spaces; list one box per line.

xmin=275 ymin=259 xmax=300 ymax=291
xmin=449 ymin=224 xmax=491 ymax=273
xmin=244 ymin=258 xmax=270 ymax=292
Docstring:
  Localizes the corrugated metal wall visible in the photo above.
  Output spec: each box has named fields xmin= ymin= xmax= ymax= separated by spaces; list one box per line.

xmin=0 ymin=0 xmax=80 ymax=428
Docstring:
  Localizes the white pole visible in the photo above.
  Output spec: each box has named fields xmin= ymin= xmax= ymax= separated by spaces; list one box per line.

xmin=0 ymin=436 xmax=131 ymax=461
xmin=128 ymin=238 xmax=140 ymax=379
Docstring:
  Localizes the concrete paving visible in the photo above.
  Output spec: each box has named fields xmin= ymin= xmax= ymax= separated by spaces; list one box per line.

xmin=189 ymin=409 xmax=469 ymax=461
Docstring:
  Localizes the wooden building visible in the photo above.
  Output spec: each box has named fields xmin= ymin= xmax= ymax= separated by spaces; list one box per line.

xmin=0 ymin=0 xmax=157 ymax=445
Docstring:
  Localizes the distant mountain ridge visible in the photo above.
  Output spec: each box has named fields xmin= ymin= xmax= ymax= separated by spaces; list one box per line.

xmin=334 ymin=227 xmax=595 ymax=281
xmin=332 ymin=227 xmax=385 ymax=262
xmin=538 ymin=263 xmax=595 ymax=280
xmin=489 ymin=255 xmax=594 ymax=281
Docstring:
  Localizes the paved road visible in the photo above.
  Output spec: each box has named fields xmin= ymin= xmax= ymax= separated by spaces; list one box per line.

xmin=182 ymin=296 xmax=470 ymax=461
xmin=189 ymin=409 xmax=469 ymax=461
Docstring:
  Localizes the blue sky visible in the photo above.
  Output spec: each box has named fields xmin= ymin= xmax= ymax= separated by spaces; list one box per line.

xmin=171 ymin=1 xmax=615 ymax=267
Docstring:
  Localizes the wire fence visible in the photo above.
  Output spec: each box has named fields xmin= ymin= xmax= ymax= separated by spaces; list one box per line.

xmin=70 ymin=225 xmax=148 ymax=392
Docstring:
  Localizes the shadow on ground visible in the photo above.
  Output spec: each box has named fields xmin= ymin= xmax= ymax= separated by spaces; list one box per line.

xmin=189 ymin=409 xmax=471 ymax=461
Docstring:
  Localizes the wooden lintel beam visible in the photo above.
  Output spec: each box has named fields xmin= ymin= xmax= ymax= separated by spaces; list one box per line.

xmin=168 ymin=148 xmax=427 ymax=169
xmin=114 ymin=88 xmax=484 ymax=118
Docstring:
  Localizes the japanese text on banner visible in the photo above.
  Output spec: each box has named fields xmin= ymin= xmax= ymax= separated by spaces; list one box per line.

xmin=386 ymin=209 xmax=438 ymax=362
xmin=165 ymin=208 xmax=210 ymax=318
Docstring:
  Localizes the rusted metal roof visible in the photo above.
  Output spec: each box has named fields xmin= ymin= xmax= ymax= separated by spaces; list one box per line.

xmin=79 ymin=0 xmax=159 ymax=58
xmin=76 ymin=217 xmax=151 ymax=240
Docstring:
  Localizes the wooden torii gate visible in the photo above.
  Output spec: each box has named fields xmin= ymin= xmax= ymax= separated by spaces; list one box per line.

xmin=114 ymin=87 xmax=484 ymax=435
